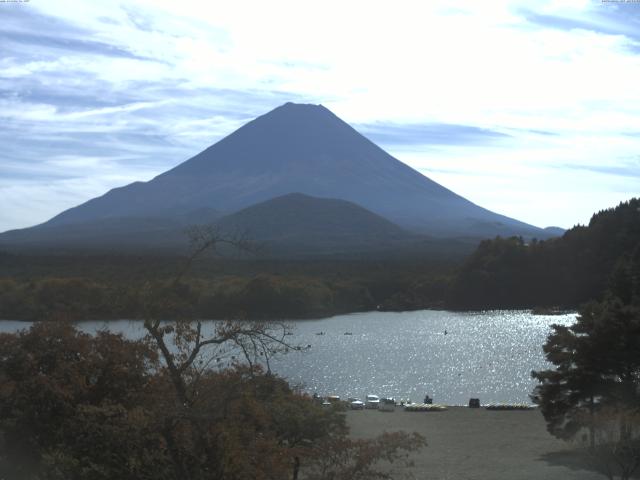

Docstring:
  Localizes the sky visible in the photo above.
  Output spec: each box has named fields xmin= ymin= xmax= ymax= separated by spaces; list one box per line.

xmin=1 ymin=0 xmax=639 ymax=232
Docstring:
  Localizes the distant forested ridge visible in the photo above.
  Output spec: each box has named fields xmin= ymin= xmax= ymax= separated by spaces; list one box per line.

xmin=448 ymin=198 xmax=640 ymax=310
xmin=1 ymin=198 xmax=637 ymax=320
xmin=0 ymin=253 xmax=454 ymax=321
xmin=0 ymin=273 xmax=372 ymax=322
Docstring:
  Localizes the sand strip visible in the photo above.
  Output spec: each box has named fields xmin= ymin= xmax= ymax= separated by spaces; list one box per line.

xmin=346 ymin=406 xmax=606 ymax=480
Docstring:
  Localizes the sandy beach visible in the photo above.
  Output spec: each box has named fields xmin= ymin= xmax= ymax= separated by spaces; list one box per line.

xmin=347 ymin=406 xmax=607 ymax=480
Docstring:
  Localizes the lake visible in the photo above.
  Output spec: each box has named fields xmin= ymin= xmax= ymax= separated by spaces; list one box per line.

xmin=0 ymin=310 xmax=575 ymax=405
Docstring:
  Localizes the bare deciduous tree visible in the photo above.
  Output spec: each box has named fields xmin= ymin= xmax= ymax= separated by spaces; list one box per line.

xmin=141 ymin=226 xmax=301 ymax=480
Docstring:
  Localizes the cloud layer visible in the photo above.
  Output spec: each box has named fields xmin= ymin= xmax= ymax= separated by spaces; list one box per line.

xmin=1 ymin=0 xmax=639 ymax=231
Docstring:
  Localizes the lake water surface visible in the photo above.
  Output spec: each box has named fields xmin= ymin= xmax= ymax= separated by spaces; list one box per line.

xmin=0 ymin=310 xmax=575 ymax=405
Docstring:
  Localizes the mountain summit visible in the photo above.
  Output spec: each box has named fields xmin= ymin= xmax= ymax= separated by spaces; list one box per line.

xmin=1 ymin=102 xmax=550 ymax=251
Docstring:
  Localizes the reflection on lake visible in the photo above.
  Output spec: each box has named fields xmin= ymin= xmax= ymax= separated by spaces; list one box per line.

xmin=0 ymin=310 xmax=575 ymax=405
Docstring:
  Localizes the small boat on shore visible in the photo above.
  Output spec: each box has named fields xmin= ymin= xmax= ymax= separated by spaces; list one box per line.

xmin=404 ymin=403 xmax=448 ymax=412
xmin=485 ymin=403 xmax=535 ymax=411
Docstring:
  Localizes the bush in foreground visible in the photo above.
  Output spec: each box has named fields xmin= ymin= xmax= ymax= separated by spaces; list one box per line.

xmin=0 ymin=322 xmax=425 ymax=479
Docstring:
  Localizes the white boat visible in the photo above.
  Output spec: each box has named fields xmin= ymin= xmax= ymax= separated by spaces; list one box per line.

xmin=365 ymin=394 xmax=380 ymax=409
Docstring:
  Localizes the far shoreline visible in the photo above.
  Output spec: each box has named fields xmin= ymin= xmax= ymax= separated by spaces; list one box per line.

xmin=0 ymin=307 xmax=578 ymax=323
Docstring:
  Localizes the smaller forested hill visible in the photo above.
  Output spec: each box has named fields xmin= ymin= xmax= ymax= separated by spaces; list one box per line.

xmin=449 ymin=198 xmax=640 ymax=309
xmin=216 ymin=193 xmax=413 ymax=254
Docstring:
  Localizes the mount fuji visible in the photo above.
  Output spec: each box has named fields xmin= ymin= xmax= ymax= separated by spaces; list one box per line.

xmin=0 ymin=102 xmax=554 ymax=253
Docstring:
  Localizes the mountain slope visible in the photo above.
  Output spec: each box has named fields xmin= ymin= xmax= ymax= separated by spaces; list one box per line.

xmin=39 ymin=103 xmax=545 ymax=237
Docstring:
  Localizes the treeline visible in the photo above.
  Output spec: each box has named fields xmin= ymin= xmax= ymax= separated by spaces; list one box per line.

xmin=0 ymin=268 xmax=453 ymax=321
xmin=0 ymin=239 xmax=464 ymax=320
xmin=448 ymin=198 xmax=640 ymax=310
xmin=0 ymin=275 xmax=362 ymax=321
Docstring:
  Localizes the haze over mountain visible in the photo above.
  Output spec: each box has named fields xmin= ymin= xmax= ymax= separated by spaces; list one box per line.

xmin=0 ymin=102 xmax=557 ymax=253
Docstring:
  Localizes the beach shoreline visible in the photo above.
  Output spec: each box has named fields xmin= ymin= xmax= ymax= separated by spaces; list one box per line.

xmin=346 ymin=406 xmax=604 ymax=480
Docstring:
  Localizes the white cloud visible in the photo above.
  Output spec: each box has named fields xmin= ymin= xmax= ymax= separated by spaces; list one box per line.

xmin=1 ymin=0 xmax=639 ymax=231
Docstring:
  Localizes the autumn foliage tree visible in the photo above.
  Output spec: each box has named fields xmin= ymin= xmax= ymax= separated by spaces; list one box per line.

xmin=0 ymin=321 xmax=425 ymax=480
xmin=0 ymin=322 xmax=170 ymax=480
